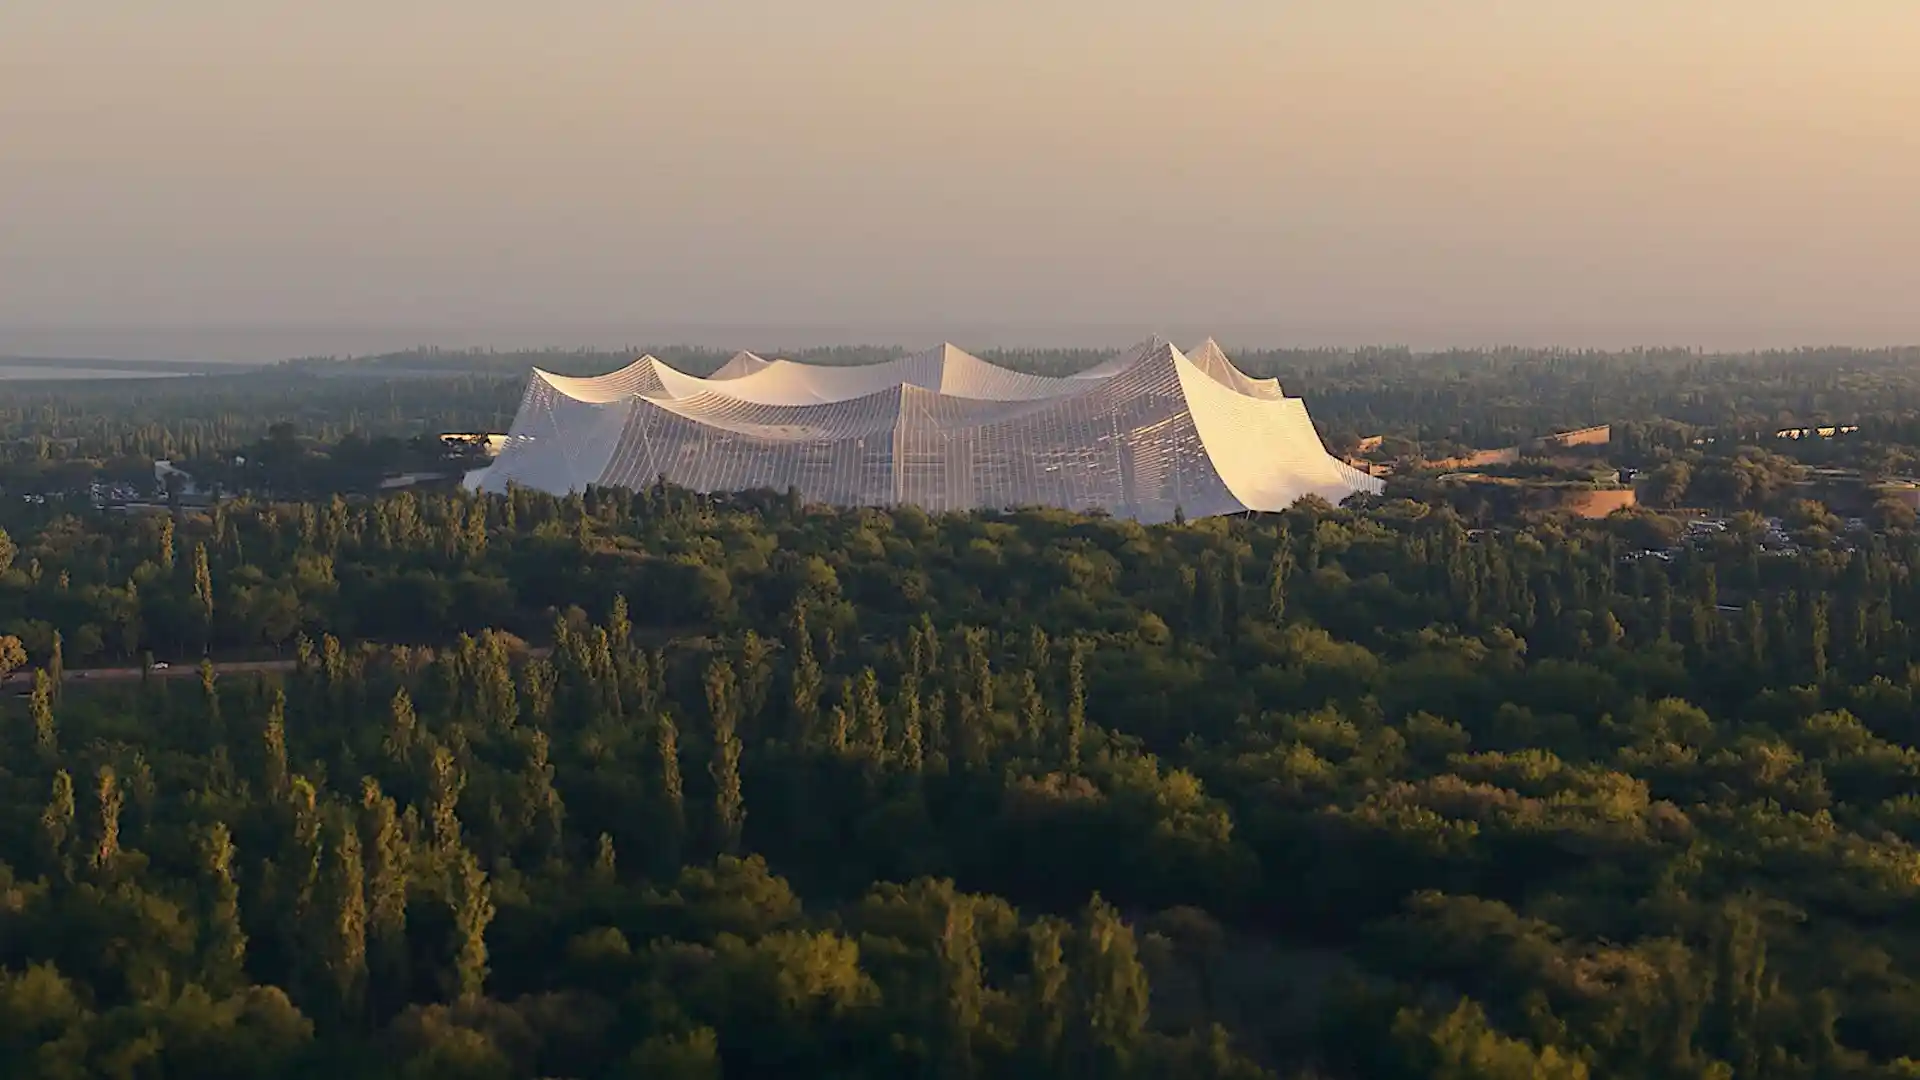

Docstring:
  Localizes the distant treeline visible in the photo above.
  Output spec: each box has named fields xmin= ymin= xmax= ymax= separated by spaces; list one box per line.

xmin=277 ymin=343 xmax=1920 ymax=380
xmin=9 ymin=344 xmax=1920 ymax=504
xmin=269 ymin=343 xmax=1920 ymax=452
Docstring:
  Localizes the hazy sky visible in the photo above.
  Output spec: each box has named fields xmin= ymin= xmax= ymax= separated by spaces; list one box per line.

xmin=3 ymin=1 xmax=1918 ymax=353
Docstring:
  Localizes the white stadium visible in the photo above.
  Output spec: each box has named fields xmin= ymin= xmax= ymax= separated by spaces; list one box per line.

xmin=465 ymin=338 xmax=1382 ymax=523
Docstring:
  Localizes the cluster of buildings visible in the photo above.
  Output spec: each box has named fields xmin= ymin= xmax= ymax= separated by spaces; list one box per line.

xmin=1339 ymin=425 xmax=1633 ymax=519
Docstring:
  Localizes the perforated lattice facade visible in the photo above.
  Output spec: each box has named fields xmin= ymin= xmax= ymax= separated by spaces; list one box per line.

xmin=469 ymin=339 xmax=1382 ymax=522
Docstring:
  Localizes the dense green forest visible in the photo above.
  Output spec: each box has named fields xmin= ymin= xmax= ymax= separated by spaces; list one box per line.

xmin=9 ymin=348 xmax=1920 ymax=1076
xmin=3 ymin=478 xmax=1920 ymax=1076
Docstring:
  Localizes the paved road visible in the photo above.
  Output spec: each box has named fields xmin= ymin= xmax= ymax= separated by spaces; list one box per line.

xmin=2 ymin=658 xmax=297 ymax=688
xmin=2 ymin=645 xmax=558 ymax=690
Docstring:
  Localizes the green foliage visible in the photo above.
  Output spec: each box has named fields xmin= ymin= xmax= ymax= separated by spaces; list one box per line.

xmin=1389 ymin=999 xmax=1590 ymax=1080
xmin=447 ymin=848 xmax=493 ymax=1003
xmin=7 ymin=464 xmax=1920 ymax=1075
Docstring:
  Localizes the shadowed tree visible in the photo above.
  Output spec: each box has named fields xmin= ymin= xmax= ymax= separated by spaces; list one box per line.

xmin=385 ymin=687 xmax=418 ymax=768
xmin=91 ymin=764 xmax=122 ymax=875
xmin=158 ymin=513 xmax=176 ymax=572
xmin=593 ymin=832 xmax=617 ymax=883
xmin=1268 ymin=533 xmax=1293 ymax=624
xmin=1024 ymin=918 xmax=1069 ymax=1077
xmin=789 ymin=604 xmax=823 ymax=745
xmin=361 ymin=777 xmax=410 ymax=1017
xmin=30 ymin=669 xmax=56 ymax=758
xmin=519 ymin=726 xmax=565 ymax=863
xmin=40 ymin=769 xmax=76 ymax=882
xmin=324 ymin=808 xmax=368 ymax=1018
xmin=448 ymin=847 xmax=494 ymax=1002
xmin=198 ymin=821 xmax=248 ymax=994
xmin=897 ymin=673 xmax=925 ymax=773
xmin=1014 ymin=669 xmax=1045 ymax=757
xmin=706 ymin=660 xmax=746 ymax=856
xmin=263 ymin=688 xmax=290 ymax=805
xmin=1067 ymin=895 xmax=1150 ymax=1077
xmin=936 ymin=898 xmax=983 ymax=1080
xmin=656 ymin=712 xmax=687 ymax=869
xmin=852 ymin=666 xmax=886 ymax=761
xmin=286 ymin=776 xmax=325 ymax=992
xmin=193 ymin=541 xmax=215 ymax=645
xmin=48 ymin=630 xmax=63 ymax=701
xmin=427 ymin=745 xmax=464 ymax=860
xmin=1064 ymin=642 xmax=1087 ymax=774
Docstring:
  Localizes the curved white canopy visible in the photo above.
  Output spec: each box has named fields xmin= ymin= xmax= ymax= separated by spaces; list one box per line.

xmin=471 ymin=338 xmax=1380 ymax=522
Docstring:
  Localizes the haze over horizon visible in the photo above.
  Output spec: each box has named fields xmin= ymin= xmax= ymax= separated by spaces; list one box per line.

xmin=5 ymin=1 xmax=1917 ymax=361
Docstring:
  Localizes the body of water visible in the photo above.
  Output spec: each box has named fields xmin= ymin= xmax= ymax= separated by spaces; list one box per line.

xmin=0 ymin=366 xmax=187 ymax=381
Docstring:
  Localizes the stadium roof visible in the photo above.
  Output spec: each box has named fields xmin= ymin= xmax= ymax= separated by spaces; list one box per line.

xmin=468 ymin=338 xmax=1381 ymax=522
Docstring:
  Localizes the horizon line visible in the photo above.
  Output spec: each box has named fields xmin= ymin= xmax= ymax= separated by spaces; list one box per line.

xmin=7 ymin=321 xmax=1920 ymax=365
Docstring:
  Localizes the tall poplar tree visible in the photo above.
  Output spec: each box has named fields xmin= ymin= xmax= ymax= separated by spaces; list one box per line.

xmin=1811 ymin=594 xmax=1831 ymax=682
xmin=287 ymin=777 xmax=324 ymax=957
xmin=521 ymin=658 xmax=556 ymax=729
xmin=897 ymin=673 xmax=925 ymax=773
xmin=1267 ymin=535 xmax=1293 ymax=624
xmin=1064 ymin=643 xmax=1087 ymax=774
xmin=193 ymin=541 xmax=215 ymax=642
xmin=474 ymin=631 xmax=518 ymax=731
xmin=1023 ymin=625 xmax=1052 ymax=682
xmin=158 ymin=514 xmax=176 ymax=572
xmin=41 ymin=769 xmax=75 ymax=881
xmin=48 ymin=631 xmax=63 ymax=701
xmin=655 ymin=713 xmax=686 ymax=868
xmin=92 ymin=765 xmax=122 ymax=874
xmin=30 ymin=669 xmax=56 ymax=758
xmin=1068 ymin=895 xmax=1150 ymax=1076
xmin=706 ymin=661 xmax=745 ymax=856
xmin=200 ymin=658 xmax=220 ymax=735
xmin=427 ymin=745 xmax=465 ymax=861
xmin=789 ymin=604 xmax=822 ymax=744
xmin=325 ymin=809 xmax=368 ymax=1015
xmin=738 ymin=630 xmax=775 ymax=731
xmin=263 ymin=688 xmax=290 ymax=805
xmin=828 ymin=702 xmax=852 ymax=754
xmin=520 ymin=727 xmax=565 ymax=862
xmin=361 ymin=778 xmax=410 ymax=1009
xmin=1018 ymin=670 xmax=1047 ymax=756
xmin=965 ymin=629 xmax=994 ymax=715
xmin=852 ymin=667 xmax=886 ymax=760
xmin=607 ymin=593 xmax=632 ymax=658
xmin=938 ymin=900 xmax=983 ymax=1080
xmin=1024 ymin=918 xmax=1069 ymax=1076
xmin=384 ymin=687 xmax=418 ymax=768
xmin=448 ymin=848 xmax=494 ymax=1002
xmin=199 ymin=821 xmax=248 ymax=994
